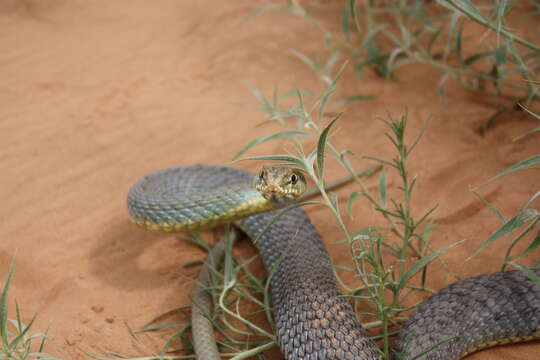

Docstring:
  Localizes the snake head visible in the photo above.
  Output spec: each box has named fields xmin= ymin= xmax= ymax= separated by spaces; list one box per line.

xmin=254 ymin=166 xmax=307 ymax=205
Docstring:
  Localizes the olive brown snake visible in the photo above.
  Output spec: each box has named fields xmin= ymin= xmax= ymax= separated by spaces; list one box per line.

xmin=127 ymin=164 xmax=540 ymax=360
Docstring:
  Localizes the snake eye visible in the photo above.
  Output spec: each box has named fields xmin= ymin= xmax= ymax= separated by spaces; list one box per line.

xmin=259 ymin=170 xmax=266 ymax=181
xmin=290 ymin=173 xmax=298 ymax=185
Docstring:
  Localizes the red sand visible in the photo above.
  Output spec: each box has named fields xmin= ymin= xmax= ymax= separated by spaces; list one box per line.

xmin=1 ymin=1 xmax=539 ymax=359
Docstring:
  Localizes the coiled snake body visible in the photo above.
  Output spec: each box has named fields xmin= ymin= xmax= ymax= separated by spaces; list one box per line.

xmin=127 ymin=165 xmax=540 ymax=360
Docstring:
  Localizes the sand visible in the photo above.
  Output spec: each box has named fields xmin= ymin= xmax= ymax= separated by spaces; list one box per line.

xmin=0 ymin=1 xmax=539 ymax=359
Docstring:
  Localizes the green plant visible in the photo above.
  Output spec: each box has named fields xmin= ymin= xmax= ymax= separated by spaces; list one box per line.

xmin=251 ymin=0 xmax=540 ymax=116
xmin=514 ymin=80 xmax=540 ymax=140
xmin=234 ymin=82 xmax=458 ymax=358
xmin=471 ymin=120 xmax=540 ymax=285
xmin=466 ymin=79 xmax=540 ymax=286
xmin=0 ymin=258 xmax=59 ymax=360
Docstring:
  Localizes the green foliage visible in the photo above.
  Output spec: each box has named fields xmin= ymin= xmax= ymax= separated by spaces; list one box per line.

xmin=514 ymin=102 xmax=540 ymax=141
xmin=250 ymin=0 xmax=540 ymax=112
xmin=470 ymin=100 xmax=540 ymax=283
xmin=229 ymin=75 xmax=449 ymax=359
xmin=0 ymin=258 xmax=59 ymax=360
xmin=471 ymin=186 xmax=540 ymax=277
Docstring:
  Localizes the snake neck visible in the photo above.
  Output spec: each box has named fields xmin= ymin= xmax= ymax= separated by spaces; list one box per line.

xmin=128 ymin=182 xmax=276 ymax=233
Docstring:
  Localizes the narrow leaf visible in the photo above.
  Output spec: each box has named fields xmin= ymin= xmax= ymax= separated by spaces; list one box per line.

xmin=249 ymin=86 xmax=272 ymax=110
xmin=330 ymin=192 xmax=339 ymax=212
xmin=342 ymin=2 xmax=352 ymax=42
xmin=437 ymin=73 xmax=449 ymax=105
xmin=335 ymin=95 xmax=376 ymax=106
xmin=277 ymin=88 xmax=313 ymax=100
xmin=494 ymin=45 xmax=507 ymax=66
xmin=470 ymin=188 xmax=506 ymax=224
xmin=232 ymin=131 xmax=312 ymax=160
xmin=363 ymin=155 xmax=396 ymax=169
xmin=452 ymin=0 xmax=491 ymax=23
xmin=475 ymin=155 xmax=540 ymax=188
xmin=513 ymin=104 xmax=540 ymax=141
xmin=9 ymin=314 xmax=37 ymax=348
xmin=455 ymin=21 xmax=465 ymax=63
xmin=244 ymin=4 xmax=282 ymax=22
xmin=468 ymin=213 xmax=528 ymax=260
xmin=398 ymin=241 xmax=462 ymax=290
xmin=0 ymin=257 xmax=16 ymax=347
xmin=427 ymin=28 xmax=442 ymax=55
xmin=316 ymin=114 xmax=342 ymax=180
xmin=233 ymin=154 xmax=306 ymax=170
xmin=511 ymin=229 xmax=540 ymax=262
xmin=511 ymin=263 xmax=540 ymax=288
xmin=323 ymin=50 xmax=341 ymax=76
xmin=290 ymin=50 xmax=319 ymax=73
xmin=443 ymin=0 xmax=540 ymax=52
xmin=463 ymin=51 xmax=495 ymax=67
xmin=378 ymin=167 xmax=387 ymax=209
xmin=347 ymin=191 xmax=361 ymax=218
xmin=319 ymin=61 xmax=348 ymax=122
xmin=515 ymin=126 xmax=540 ymax=141
xmin=350 ymin=0 xmax=361 ymax=34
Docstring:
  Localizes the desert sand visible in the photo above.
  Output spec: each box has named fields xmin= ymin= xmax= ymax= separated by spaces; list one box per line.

xmin=0 ymin=1 xmax=539 ymax=359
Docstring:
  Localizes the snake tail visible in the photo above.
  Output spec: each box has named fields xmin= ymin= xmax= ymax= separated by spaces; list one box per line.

xmin=395 ymin=268 xmax=540 ymax=360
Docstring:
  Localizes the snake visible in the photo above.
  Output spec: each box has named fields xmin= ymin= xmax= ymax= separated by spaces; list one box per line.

xmin=127 ymin=164 xmax=540 ymax=360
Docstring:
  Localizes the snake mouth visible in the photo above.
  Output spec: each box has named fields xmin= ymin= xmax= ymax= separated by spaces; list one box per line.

xmin=260 ymin=185 xmax=292 ymax=204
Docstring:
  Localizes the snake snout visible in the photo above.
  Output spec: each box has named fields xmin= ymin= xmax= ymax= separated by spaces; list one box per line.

xmin=261 ymin=185 xmax=289 ymax=204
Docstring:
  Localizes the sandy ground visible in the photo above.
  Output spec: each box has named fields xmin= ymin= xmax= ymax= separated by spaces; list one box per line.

xmin=1 ymin=1 xmax=539 ymax=359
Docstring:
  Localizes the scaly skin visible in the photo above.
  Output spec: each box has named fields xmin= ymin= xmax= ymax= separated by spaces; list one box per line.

xmin=127 ymin=165 xmax=540 ymax=360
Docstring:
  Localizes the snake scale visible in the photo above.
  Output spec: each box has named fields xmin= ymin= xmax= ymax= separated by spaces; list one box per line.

xmin=127 ymin=165 xmax=540 ymax=360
